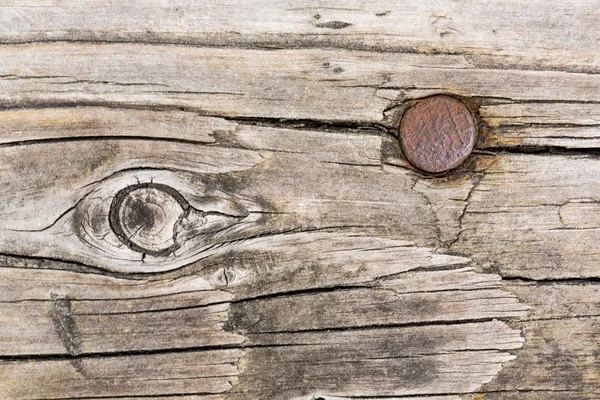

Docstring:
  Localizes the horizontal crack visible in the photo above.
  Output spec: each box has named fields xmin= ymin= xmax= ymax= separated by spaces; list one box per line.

xmin=2 ymin=103 xmax=600 ymax=158
xmin=502 ymin=275 xmax=600 ymax=284
xmin=31 ymin=391 xmax=234 ymax=400
xmin=477 ymin=145 xmax=600 ymax=157
xmin=0 ymin=134 xmax=215 ymax=149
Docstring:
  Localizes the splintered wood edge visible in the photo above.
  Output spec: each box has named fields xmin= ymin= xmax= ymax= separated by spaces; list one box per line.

xmin=0 ymin=238 xmax=528 ymax=398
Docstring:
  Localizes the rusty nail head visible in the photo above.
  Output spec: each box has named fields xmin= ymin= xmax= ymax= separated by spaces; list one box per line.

xmin=398 ymin=95 xmax=477 ymax=174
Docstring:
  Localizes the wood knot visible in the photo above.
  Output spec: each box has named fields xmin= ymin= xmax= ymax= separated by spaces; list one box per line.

xmin=109 ymin=183 xmax=189 ymax=256
xmin=64 ymin=170 xmax=265 ymax=272
xmin=108 ymin=181 xmax=251 ymax=259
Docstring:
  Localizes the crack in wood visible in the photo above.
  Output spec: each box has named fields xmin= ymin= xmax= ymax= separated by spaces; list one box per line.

xmin=0 ymin=9 xmax=597 ymax=393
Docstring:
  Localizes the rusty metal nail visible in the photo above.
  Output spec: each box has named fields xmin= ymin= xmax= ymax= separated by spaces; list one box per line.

xmin=398 ymin=95 xmax=477 ymax=173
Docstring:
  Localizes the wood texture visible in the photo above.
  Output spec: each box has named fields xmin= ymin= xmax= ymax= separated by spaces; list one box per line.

xmin=2 ymin=43 xmax=600 ymax=127
xmin=1 ymin=0 xmax=599 ymax=72
xmin=1 ymin=2 xmax=599 ymax=399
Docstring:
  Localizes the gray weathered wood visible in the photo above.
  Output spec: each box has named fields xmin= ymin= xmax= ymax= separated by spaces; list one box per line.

xmin=1 ymin=105 xmax=599 ymax=398
xmin=1 ymin=2 xmax=600 ymax=399
xmin=2 ymin=44 xmax=600 ymax=129
xmin=1 ymin=0 xmax=599 ymax=73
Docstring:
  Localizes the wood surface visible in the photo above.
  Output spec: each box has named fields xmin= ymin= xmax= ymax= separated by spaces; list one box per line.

xmin=0 ymin=1 xmax=599 ymax=399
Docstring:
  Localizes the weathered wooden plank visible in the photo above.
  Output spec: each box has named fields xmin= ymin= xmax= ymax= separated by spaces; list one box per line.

xmin=3 ymin=108 xmax=600 ymax=280
xmin=0 ymin=260 xmax=222 ymax=301
xmin=482 ymin=103 xmax=600 ymax=128
xmin=0 ymin=236 xmax=468 ymax=303
xmin=0 ymin=21 xmax=598 ymax=397
xmin=0 ymin=313 xmax=524 ymax=398
xmin=243 ymin=314 xmax=600 ymax=397
xmin=468 ymin=393 xmax=597 ymax=400
xmin=1 ymin=0 xmax=599 ymax=73
xmin=0 ymin=125 xmax=592 ymax=396
xmin=481 ymin=102 xmax=600 ymax=149
xmin=303 ymin=397 xmax=462 ymax=400
xmin=294 ymin=397 xmax=462 ymax=400
xmin=0 ymin=107 xmax=230 ymax=145
xmin=81 ymin=397 xmax=462 ymax=400
xmin=465 ymin=283 xmax=600 ymax=397
xmin=228 ymin=315 xmax=600 ymax=400
xmin=0 ymin=234 xmax=526 ymax=399
xmin=489 ymin=125 xmax=600 ymax=150
xmin=9 ymin=300 xmax=600 ymax=399
xmin=243 ymin=320 xmax=523 ymax=351
xmin=0 ymin=119 xmax=447 ymax=272
xmin=2 ymin=44 xmax=600 ymax=129
xmin=0 ymin=108 xmax=382 ymax=163
xmin=229 ymin=287 xmax=526 ymax=333
xmin=0 ymin=233 xmax=526 ymax=353
xmin=0 ymin=138 xmax=264 ymax=231
xmin=93 ymin=397 xmax=224 ymax=400
xmin=196 ymin=233 xmax=472 ymax=299
xmin=0 ymin=319 xmax=522 ymax=399
xmin=0 ymin=298 xmax=242 ymax=356
xmin=0 ymin=349 xmax=243 ymax=398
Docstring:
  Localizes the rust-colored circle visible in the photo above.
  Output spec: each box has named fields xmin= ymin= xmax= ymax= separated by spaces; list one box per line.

xmin=398 ymin=95 xmax=477 ymax=173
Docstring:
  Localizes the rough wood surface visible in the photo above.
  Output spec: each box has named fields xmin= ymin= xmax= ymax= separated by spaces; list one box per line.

xmin=1 ymin=2 xmax=599 ymax=399
xmin=1 ymin=0 xmax=599 ymax=73
xmin=2 ymin=43 xmax=600 ymax=128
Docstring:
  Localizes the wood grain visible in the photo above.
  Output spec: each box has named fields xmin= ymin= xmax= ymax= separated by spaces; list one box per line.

xmin=1 ymin=104 xmax=600 ymax=397
xmin=1 ymin=43 xmax=600 ymax=133
xmin=0 ymin=349 xmax=244 ymax=398
xmin=1 ymin=0 xmax=599 ymax=73
xmin=1 ymin=2 xmax=600 ymax=399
